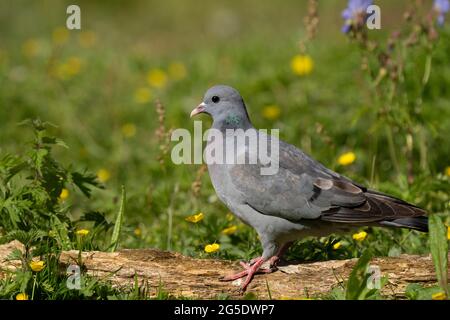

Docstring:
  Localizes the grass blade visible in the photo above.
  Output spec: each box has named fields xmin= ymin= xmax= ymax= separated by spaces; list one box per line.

xmin=428 ymin=214 xmax=448 ymax=297
xmin=110 ymin=185 xmax=126 ymax=252
xmin=345 ymin=250 xmax=372 ymax=300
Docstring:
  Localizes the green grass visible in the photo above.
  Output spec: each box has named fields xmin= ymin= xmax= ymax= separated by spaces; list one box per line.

xmin=0 ymin=1 xmax=449 ymax=300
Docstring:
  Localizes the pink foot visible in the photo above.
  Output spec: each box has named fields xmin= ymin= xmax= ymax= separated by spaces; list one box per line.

xmin=219 ymin=256 xmax=279 ymax=292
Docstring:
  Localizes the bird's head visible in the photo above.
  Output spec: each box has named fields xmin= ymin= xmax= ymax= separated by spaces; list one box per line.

xmin=190 ymin=85 xmax=251 ymax=129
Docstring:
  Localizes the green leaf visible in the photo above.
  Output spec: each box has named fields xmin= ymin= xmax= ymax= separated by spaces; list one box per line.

xmin=6 ymin=248 xmax=23 ymax=261
xmin=70 ymin=171 xmax=101 ymax=198
xmin=50 ymin=216 xmax=72 ymax=251
xmin=405 ymin=283 xmax=445 ymax=300
xmin=345 ymin=250 xmax=373 ymax=300
xmin=110 ymin=185 xmax=126 ymax=252
xmin=80 ymin=211 xmax=112 ymax=229
xmin=428 ymin=214 xmax=448 ymax=297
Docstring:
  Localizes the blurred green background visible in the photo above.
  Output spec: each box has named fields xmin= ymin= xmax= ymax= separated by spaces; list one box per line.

xmin=0 ymin=0 xmax=449 ymax=263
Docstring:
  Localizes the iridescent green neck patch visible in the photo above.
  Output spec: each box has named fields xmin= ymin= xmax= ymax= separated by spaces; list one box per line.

xmin=225 ymin=114 xmax=241 ymax=126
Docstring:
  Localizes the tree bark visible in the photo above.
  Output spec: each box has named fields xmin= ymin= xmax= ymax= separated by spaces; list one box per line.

xmin=0 ymin=241 xmax=446 ymax=299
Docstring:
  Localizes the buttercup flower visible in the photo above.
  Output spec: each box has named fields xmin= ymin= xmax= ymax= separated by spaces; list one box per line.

xmin=121 ymin=123 xmax=136 ymax=138
xmin=52 ymin=27 xmax=69 ymax=45
xmin=59 ymin=188 xmax=69 ymax=201
xmin=341 ymin=0 xmax=373 ymax=33
xmin=78 ymin=31 xmax=97 ymax=48
xmin=447 ymin=226 xmax=450 ymax=240
xmin=338 ymin=152 xmax=356 ymax=166
xmin=30 ymin=260 xmax=45 ymax=272
xmin=222 ymin=225 xmax=237 ymax=235
xmin=16 ymin=293 xmax=28 ymax=300
xmin=333 ymin=242 xmax=342 ymax=250
xmin=353 ymin=231 xmax=368 ymax=242
xmin=97 ymin=169 xmax=111 ymax=183
xmin=434 ymin=0 xmax=450 ymax=25
xmin=168 ymin=62 xmax=187 ymax=80
xmin=65 ymin=57 xmax=82 ymax=75
xmin=76 ymin=229 xmax=89 ymax=236
xmin=432 ymin=292 xmax=447 ymax=300
xmin=262 ymin=105 xmax=281 ymax=120
xmin=22 ymin=39 xmax=40 ymax=58
xmin=134 ymin=87 xmax=152 ymax=104
xmin=226 ymin=212 xmax=234 ymax=221
xmin=445 ymin=166 xmax=450 ymax=177
xmin=204 ymin=243 xmax=220 ymax=253
xmin=53 ymin=57 xmax=82 ymax=80
xmin=291 ymin=55 xmax=314 ymax=76
xmin=134 ymin=227 xmax=142 ymax=237
xmin=185 ymin=212 xmax=204 ymax=223
xmin=147 ymin=69 xmax=168 ymax=88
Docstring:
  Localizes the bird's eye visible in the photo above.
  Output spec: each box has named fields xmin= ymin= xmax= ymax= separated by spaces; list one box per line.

xmin=212 ymin=96 xmax=220 ymax=103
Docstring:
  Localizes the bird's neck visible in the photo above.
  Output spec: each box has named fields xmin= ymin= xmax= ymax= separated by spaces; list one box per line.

xmin=212 ymin=113 xmax=254 ymax=132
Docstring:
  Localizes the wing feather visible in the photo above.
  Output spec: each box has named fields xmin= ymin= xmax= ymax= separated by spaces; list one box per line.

xmin=228 ymin=134 xmax=426 ymax=224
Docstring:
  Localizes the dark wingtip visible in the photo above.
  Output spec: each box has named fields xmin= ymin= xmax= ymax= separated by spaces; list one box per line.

xmin=380 ymin=216 xmax=429 ymax=232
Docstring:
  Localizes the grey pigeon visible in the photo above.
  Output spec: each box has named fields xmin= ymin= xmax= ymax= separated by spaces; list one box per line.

xmin=190 ymin=85 xmax=428 ymax=291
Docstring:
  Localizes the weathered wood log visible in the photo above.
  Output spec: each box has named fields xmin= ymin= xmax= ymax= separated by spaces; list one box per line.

xmin=0 ymin=241 xmax=446 ymax=299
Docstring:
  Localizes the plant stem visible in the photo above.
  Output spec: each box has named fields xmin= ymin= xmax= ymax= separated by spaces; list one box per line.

xmin=31 ymin=275 xmax=37 ymax=300
xmin=385 ymin=125 xmax=401 ymax=180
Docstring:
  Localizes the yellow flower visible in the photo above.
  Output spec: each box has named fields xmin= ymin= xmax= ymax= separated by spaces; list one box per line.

xmin=333 ymin=242 xmax=342 ymax=250
xmin=147 ymin=69 xmax=168 ymax=88
xmin=30 ymin=260 xmax=45 ymax=272
xmin=445 ymin=166 xmax=450 ymax=177
xmin=76 ymin=229 xmax=89 ymax=237
xmin=262 ymin=105 xmax=281 ymax=121
xmin=338 ymin=152 xmax=356 ymax=166
xmin=291 ymin=54 xmax=314 ymax=76
xmin=226 ymin=212 xmax=234 ymax=221
xmin=16 ymin=293 xmax=28 ymax=300
xmin=22 ymin=39 xmax=40 ymax=58
xmin=121 ymin=123 xmax=136 ymax=138
xmin=134 ymin=87 xmax=152 ymax=104
xmin=447 ymin=226 xmax=450 ymax=240
xmin=168 ymin=62 xmax=187 ymax=80
xmin=222 ymin=225 xmax=237 ymax=235
xmin=52 ymin=27 xmax=69 ymax=45
xmin=185 ymin=212 xmax=204 ymax=223
xmin=59 ymin=188 xmax=69 ymax=201
xmin=53 ymin=57 xmax=82 ymax=80
xmin=65 ymin=57 xmax=82 ymax=76
xmin=78 ymin=31 xmax=97 ymax=48
xmin=204 ymin=243 xmax=220 ymax=253
xmin=352 ymin=231 xmax=368 ymax=242
xmin=134 ymin=227 xmax=142 ymax=237
xmin=432 ymin=292 xmax=447 ymax=300
xmin=97 ymin=169 xmax=111 ymax=183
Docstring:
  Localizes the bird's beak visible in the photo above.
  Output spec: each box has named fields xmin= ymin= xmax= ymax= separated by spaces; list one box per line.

xmin=190 ymin=102 xmax=206 ymax=118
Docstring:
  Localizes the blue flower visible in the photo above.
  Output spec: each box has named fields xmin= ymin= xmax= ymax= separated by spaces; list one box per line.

xmin=434 ymin=0 xmax=450 ymax=25
xmin=341 ymin=0 xmax=373 ymax=33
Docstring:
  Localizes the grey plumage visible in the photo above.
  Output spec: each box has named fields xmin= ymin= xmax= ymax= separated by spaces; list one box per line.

xmin=190 ymin=85 xmax=428 ymax=290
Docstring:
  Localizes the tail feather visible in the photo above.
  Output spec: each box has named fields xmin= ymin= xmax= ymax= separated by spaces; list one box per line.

xmin=321 ymin=189 xmax=428 ymax=232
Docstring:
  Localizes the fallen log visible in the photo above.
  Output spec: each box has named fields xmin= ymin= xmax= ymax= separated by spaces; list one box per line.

xmin=0 ymin=241 xmax=446 ymax=299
